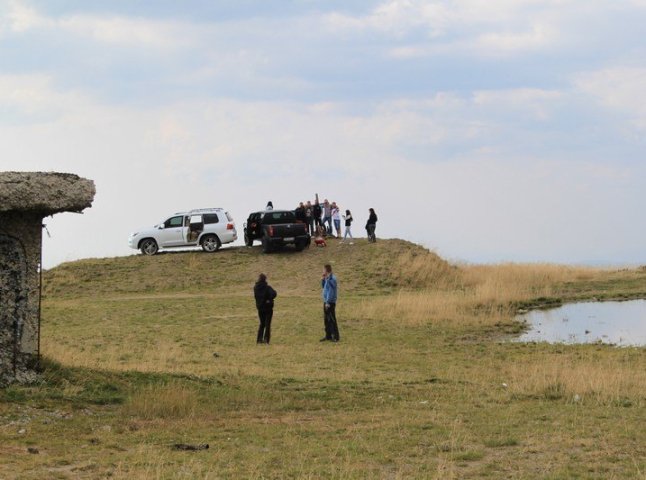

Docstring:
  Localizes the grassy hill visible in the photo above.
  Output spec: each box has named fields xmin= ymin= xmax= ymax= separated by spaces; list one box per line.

xmin=43 ymin=238 xmax=457 ymax=298
xmin=2 ymin=238 xmax=645 ymax=479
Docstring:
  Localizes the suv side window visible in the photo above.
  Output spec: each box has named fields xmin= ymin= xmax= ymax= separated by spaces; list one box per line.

xmin=203 ymin=213 xmax=219 ymax=224
xmin=164 ymin=216 xmax=184 ymax=228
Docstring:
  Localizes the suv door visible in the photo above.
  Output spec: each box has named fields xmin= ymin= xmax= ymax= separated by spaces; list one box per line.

xmin=246 ymin=213 xmax=262 ymax=240
xmin=158 ymin=215 xmax=187 ymax=247
xmin=187 ymin=214 xmax=204 ymax=243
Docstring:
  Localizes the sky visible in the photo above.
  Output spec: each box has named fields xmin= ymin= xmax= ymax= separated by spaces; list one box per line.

xmin=1 ymin=0 xmax=645 ymax=269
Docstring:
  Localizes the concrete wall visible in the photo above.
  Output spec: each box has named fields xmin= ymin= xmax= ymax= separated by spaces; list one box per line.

xmin=0 ymin=212 xmax=42 ymax=385
xmin=0 ymin=171 xmax=94 ymax=386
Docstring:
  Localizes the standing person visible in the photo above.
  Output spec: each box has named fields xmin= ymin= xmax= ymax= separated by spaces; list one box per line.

xmin=320 ymin=264 xmax=340 ymax=342
xmin=342 ymin=209 xmax=353 ymax=242
xmin=331 ymin=202 xmax=341 ymax=238
xmin=366 ymin=208 xmax=378 ymax=242
xmin=323 ymin=199 xmax=332 ymax=235
xmin=295 ymin=202 xmax=306 ymax=224
xmin=312 ymin=197 xmax=323 ymax=233
xmin=305 ymin=201 xmax=314 ymax=235
xmin=254 ymin=273 xmax=277 ymax=344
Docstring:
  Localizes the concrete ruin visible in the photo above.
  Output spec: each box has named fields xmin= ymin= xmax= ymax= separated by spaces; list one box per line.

xmin=0 ymin=172 xmax=95 ymax=386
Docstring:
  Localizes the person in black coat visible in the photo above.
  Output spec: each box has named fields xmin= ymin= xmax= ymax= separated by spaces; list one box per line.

xmin=366 ymin=208 xmax=378 ymax=242
xmin=295 ymin=202 xmax=306 ymax=224
xmin=312 ymin=201 xmax=323 ymax=232
xmin=254 ymin=273 xmax=277 ymax=344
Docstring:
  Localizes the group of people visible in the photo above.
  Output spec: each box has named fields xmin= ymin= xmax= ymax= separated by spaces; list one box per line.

xmin=253 ymin=264 xmax=339 ymax=344
xmin=294 ymin=198 xmax=345 ymax=239
xmin=253 ymin=197 xmax=378 ymax=344
xmin=292 ymin=196 xmax=378 ymax=244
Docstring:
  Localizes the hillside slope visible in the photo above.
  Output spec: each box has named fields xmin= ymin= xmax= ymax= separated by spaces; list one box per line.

xmin=43 ymin=238 xmax=458 ymax=299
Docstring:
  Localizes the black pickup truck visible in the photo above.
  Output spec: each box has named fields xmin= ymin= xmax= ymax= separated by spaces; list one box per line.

xmin=244 ymin=210 xmax=310 ymax=253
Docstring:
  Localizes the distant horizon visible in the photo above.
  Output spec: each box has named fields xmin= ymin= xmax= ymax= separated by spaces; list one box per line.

xmin=41 ymin=231 xmax=646 ymax=271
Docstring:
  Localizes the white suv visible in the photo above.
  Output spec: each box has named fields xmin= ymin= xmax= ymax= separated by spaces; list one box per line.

xmin=128 ymin=208 xmax=237 ymax=255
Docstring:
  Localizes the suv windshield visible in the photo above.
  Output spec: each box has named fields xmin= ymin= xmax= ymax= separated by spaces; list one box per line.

xmin=262 ymin=211 xmax=296 ymax=225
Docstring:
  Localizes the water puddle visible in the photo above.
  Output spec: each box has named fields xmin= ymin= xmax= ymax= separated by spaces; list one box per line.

xmin=516 ymin=299 xmax=646 ymax=346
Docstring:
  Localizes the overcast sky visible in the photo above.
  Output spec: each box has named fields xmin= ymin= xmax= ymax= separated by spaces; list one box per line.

xmin=1 ymin=0 xmax=645 ymax=268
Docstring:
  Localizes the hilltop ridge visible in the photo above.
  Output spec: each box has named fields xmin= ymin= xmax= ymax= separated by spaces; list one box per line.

xmin=43 ymin=238 xmax=458 ymax=299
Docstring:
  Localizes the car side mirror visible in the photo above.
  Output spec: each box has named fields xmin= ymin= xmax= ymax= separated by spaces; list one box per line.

xmin=158 ymin=224 xmax=164 ymax=229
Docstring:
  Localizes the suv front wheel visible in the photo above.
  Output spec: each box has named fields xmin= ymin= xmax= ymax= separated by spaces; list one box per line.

xmin=201 ymin=234 xmax=221 ymax=253
xmin=140 ymin=238 xmax=159 ymax=256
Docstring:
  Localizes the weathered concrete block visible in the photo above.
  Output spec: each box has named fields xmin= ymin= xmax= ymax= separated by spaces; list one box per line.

xmin=0 ymin=171 xmax=95 ymax=214
xmin=0 ymin=172 xmax=95 ymax=386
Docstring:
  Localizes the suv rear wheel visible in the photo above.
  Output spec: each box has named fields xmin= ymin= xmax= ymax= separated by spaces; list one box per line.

xmin=140 ymin=238 xmax=159 ymax=256
xmin=294 ymin=239 xmax=306 ymax=252
xmin=201 ymin=234 xmax=221 ymax=253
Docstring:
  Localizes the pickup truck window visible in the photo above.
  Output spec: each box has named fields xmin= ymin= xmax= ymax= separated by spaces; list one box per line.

xmin=262 ymin=211 xmax=296 ymax=225
xmin=203 ymin=213 xmax=219 ymax=224
xmin=165 ymin=216 xmax=184 ymax=228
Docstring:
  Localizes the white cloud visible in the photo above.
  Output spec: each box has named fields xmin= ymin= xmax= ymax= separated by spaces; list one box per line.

xmin=473 ymin=88 xmax=563 ymax=120
xmin=574 ymin=67 xmax=646 ymax=130
xmin=326 ymin=0 xmax=566 ymax=57
xmin=58 ymin=14 xmax=194 ymax=49
xmin=0 ymin=74 xmax=88 ymax=119
xmin=1 ymin=0 xmax=45 ymax=32
xmin=1 ymin=1 xmax=194 ymax=49
xmin=324 ymin=1 xmax=447 ymax=37
xmin=473 ymin=23 xmax=558 ymax=55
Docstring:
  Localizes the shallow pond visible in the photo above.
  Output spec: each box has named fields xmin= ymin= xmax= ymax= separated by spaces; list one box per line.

xmin=516 ymin=299 xmax=646 ymax=346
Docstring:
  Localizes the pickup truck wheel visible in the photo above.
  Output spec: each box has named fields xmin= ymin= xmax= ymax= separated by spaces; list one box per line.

xmin=201 ymin=234 xmax=221 ymax=253
xmin=244 ymin=234 xmax=253 ymax=247
xmin=261 ymin=237 xmax=272 ymax=254
xmin=140 ymin=238 xmax=159 ymax=256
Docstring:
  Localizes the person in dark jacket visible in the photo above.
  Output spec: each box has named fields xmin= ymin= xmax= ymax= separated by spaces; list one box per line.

xmin=305 ymin=201 xmax=314 ymax=235
xmin=366 ymin=208 xmax=378 ymax=242
xmin=312 ymin=201 xmax=323 ymax=232
xmin=295 ymin=202 xmax=306 ymax=224
xmin=342 ymin=209 xmax=353 ymax=242
xmin=254 ymin=273 xmax=277 ymax=344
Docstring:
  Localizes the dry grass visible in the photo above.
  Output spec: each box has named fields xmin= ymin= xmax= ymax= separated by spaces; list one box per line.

xmin=389 ymin=248 xmax=460 ymax=289
xmin=43 ymin=336 xmax=197 ymax=375
xmin=123 ymin=383 xmax=202 ymax=420
xmin=462 ymin=263 xmax=598 ymax=302
xmin=4 ymin=240 xmax=646 ymax=479
xmin=347 ymin=290 xmax=506 ymax=327
xmin=349 ymin=264 xmax=602 ymax=327
xmin=498 ymin=355 xmax=646 ymax=406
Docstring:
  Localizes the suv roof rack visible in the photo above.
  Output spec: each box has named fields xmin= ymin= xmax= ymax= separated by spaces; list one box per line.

xmin=171 ymin=208 xmax=224 ymax=215
xmin=188 ymin=207 xmax=223 ymax=212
